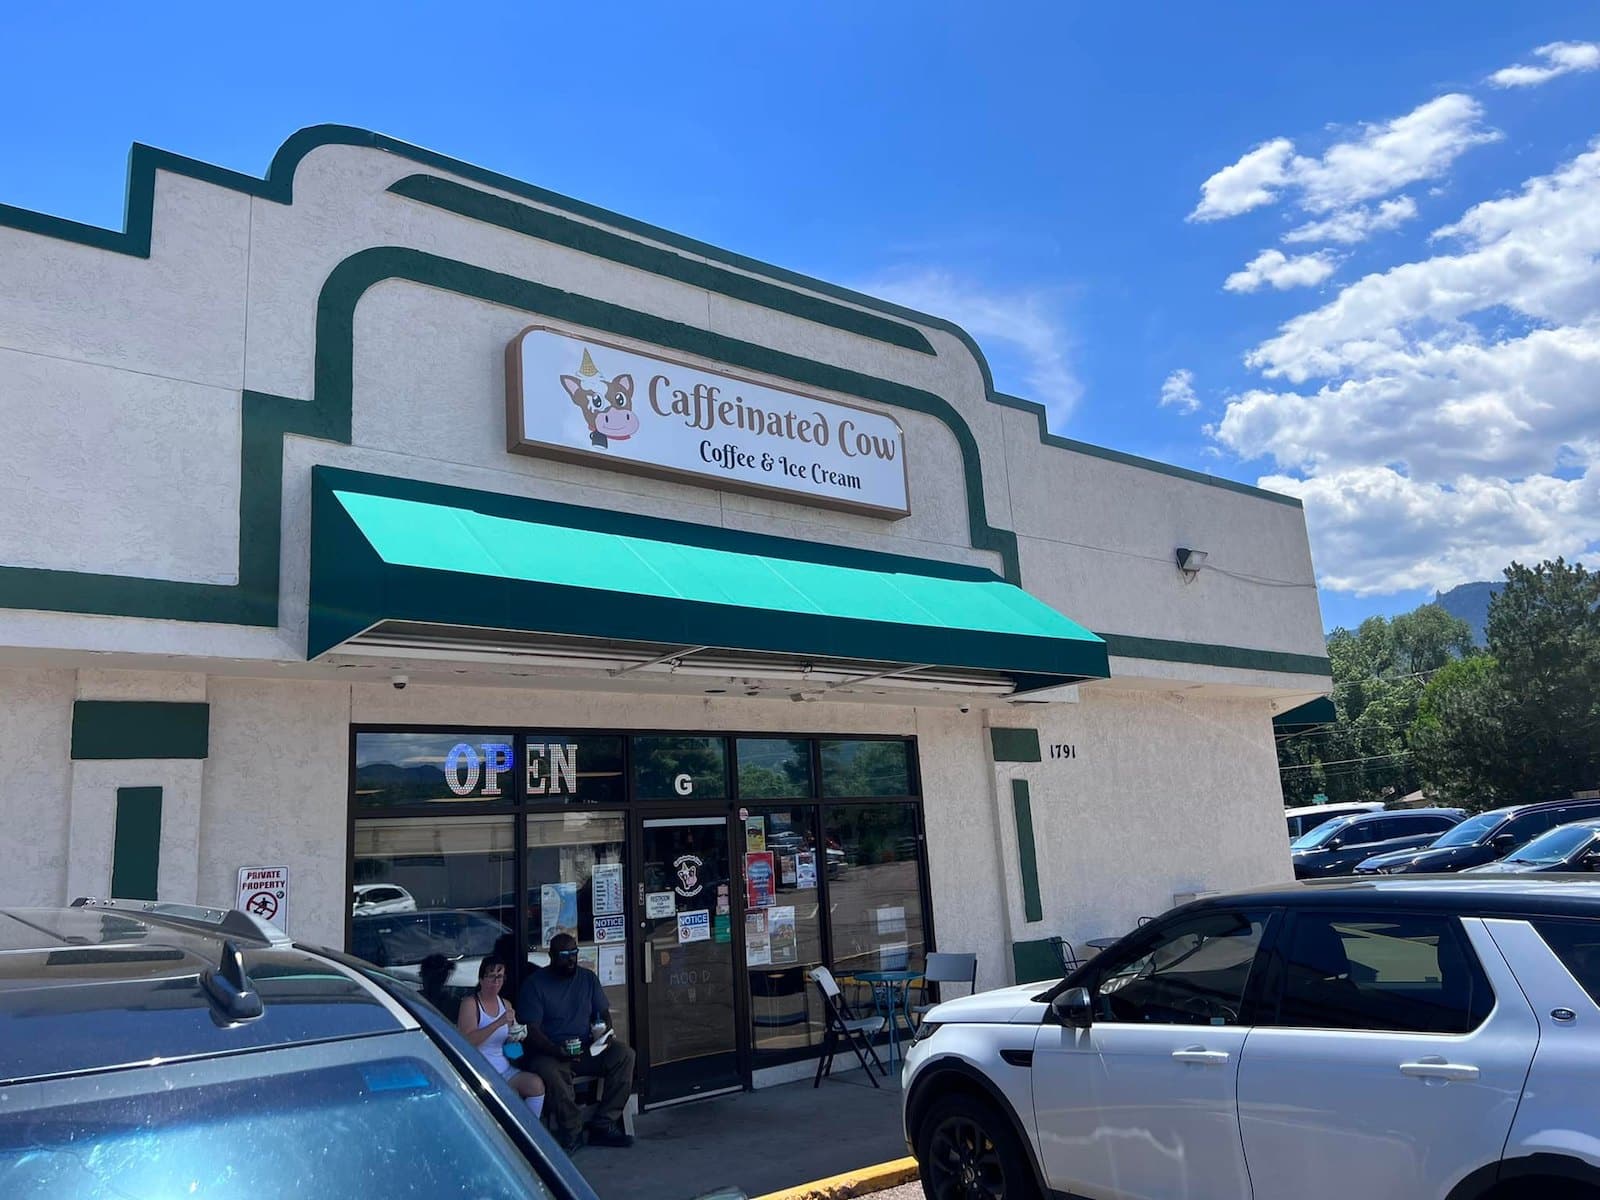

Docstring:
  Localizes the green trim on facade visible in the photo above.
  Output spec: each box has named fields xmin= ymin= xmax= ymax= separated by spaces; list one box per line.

xmin=1011 ymin=780 xmax=1044 ymax=924
xmin=111 ymin=787 xmax=163 ymax=901
xmin=0 ymin=124 xmax=1325 ymax=683
xmin=389 ymin=175 xmax=933 ymax=355
xmin=1099 ymin=634 xmax=1331 ymax=678
xmin=71 ymin=702 xmax=210 ymax=760
xmin=990 ymin=727 xmax=1043 ymax=763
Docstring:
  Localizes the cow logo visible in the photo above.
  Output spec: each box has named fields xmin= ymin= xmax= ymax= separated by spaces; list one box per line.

xmin=673 ymin=854 xmax=704 ymax=898
xmin=561 ymin=348 xmax=639 ymax=449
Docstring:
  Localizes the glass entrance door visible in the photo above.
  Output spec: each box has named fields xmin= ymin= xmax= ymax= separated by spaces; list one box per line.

xmin=639 ymin=816 xmax=741 ymax=1103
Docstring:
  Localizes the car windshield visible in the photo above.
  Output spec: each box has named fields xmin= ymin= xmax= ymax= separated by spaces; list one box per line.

xmin=1292 ymin=816 xmax=1356 ymax=850
xmin=0 ymin=1034 xmax=555 ymax=1199
xmin=1505 ymin=826 xmax=1597 ymax=865
xmin=1429 ymin=810 xmax=1505 ymax=848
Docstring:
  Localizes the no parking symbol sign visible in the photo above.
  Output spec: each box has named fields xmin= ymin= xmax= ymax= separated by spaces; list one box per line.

xmin=236 ymin=866 xmax=289 ymax=930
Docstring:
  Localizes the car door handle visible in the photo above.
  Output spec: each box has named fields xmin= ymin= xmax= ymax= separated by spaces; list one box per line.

xmin=1399 ymin=1059 xmax=1479 ymax=1082
xmin=1171 ymin=1047 xmax=1230 ymax=1065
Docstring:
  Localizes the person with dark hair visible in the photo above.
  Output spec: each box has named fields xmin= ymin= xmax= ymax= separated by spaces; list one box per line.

xmin=517 ymin=933 xmax=635 ymax=1151
xmin=418 ymin=953 xmax=453 ymax=1015
xmin=457 ymin=957 xmax=545 ymax=1123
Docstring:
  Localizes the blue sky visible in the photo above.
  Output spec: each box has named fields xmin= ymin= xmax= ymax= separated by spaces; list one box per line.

xmin=3 ymin=2 xmax=1597 ymax=633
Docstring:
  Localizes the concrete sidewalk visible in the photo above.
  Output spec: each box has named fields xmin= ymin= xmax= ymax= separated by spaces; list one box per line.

xmin=577 ymin=1067 xmax=907 ymax=1200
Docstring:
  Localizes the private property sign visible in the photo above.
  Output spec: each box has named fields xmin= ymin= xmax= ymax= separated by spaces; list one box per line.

xmin=236 ymin=866 xmax=289 ymax=930
xmin=506 ymin=327 xmax=910 ymax=518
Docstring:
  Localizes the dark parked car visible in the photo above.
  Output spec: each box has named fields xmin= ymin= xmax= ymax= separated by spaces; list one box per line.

xmin=1355 ymin=796 xmax=1600 ymax=875
xmin=1461 ymin=819 xmax=1600 ymax=874
xmin=0 ymin=898 xmax=595 ymax=1200
xmin=1290 ymin=808 xmax=1464 ymax=879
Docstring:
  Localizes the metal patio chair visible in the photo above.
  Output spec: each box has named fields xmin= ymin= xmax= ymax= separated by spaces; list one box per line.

xmin=810 ymin=966 xmax=888 ymax=1087
xmin=911 ymin=952 xmax=978 ymax=1024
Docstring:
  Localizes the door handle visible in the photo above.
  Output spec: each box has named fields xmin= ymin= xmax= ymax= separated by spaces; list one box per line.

xmin=1399 ymin=1059 xmax=1479 ymax=1082
xmin=1171 ymin=1047 xmax=1230 ymax=1065
xmin=643 ymin=941 xmax=653 ymax=985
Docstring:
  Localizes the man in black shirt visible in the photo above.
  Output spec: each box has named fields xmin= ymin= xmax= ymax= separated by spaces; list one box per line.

xmin=517 ymin=932 xmax=636 ymax=1150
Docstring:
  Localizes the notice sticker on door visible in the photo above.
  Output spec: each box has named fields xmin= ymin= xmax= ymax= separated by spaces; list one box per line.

xmin=677 ymin=909 xmax=711 ymax=944
xmin=646 ymin=890 xmax=676 ymax=919
xmin=594 ymin=914 xmax=627 ymax=944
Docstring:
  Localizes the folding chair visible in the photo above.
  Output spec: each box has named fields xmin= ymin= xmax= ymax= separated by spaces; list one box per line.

xmin=811 ymin=966 xmax=888 ymax=1087
xmin=912 ymin=952 xmax=978 ymax=1024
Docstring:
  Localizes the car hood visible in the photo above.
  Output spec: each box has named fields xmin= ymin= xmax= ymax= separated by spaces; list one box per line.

xmin=1359 ymin=844 xmax=1478 ymax=871
xmin=1461 ymin=859 xmax=1555 ymax=874
xmin=924 ymin=981 xmax=1050 ymax=1025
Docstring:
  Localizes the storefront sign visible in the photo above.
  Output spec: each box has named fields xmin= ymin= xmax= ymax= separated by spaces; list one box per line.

xmin=677 ymin=909 xmax=710 ymax=944
xmin=646 ymin=890 xmax=676 ymax=919
xmin=236 ymin=866 xmax=288 ymax=929
xmin=745 ymin=851 xmax=776 ymax=908
xmin=507 ymin=327 xmax=909 ymax=518
xmin=673 ymin=854 xmax=705 ymax=897
xmin=443 ymin=742 xmax=514 ymax=797
xmin=592 ymin=862 xmax=624 ymax=916
xmin=541 ymin=883 xmax=578 ymax=945
xmin=594 ymin=914 xmax=627 ymax=944
xmin=745 ymin=910 xmax=771 ymax=966
xmin=795 ymin=851 xmax=818 ymax=890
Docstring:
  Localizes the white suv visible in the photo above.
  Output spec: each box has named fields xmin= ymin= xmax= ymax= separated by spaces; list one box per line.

xmin=903 ymin=878 xmax=1600 ymax=1200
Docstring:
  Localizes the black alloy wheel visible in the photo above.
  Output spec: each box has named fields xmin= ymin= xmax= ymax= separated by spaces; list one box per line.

xmin=918 ymin=1095 xmax=1035 ymax=1200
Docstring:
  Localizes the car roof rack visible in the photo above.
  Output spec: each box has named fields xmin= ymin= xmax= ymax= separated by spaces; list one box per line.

xmin=70 ymin=897 xmax=293 ymax=949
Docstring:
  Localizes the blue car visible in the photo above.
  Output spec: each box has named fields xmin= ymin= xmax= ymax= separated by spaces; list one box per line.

xmin=1356 ymin=795 xmax=1600 ymax=875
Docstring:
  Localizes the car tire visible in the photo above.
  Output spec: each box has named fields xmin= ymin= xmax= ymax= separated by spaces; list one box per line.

xmin=916 ymin=1091 xmax=1038 ymax=1200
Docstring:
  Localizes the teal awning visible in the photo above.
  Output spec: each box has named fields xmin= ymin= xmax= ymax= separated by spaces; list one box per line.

xmin=308 ymin=468 xmax=1109 ymax=694
xmin=1273 ymin=696 xmax=1337 ymax=730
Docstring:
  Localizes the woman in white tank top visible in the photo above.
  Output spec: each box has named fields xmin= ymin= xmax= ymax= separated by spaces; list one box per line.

xmin=457 ymin=956 xmax=545 ymax=1120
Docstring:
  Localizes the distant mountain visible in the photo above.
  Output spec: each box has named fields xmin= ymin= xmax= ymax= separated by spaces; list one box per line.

xmin=1434 ymin=580 xmax=1502 ymax=647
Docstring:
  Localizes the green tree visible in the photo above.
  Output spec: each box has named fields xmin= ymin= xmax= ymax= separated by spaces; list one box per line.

xmin=1408 ymin=655 xmax=1507 ymax=805
xmin=1278 ymin=604 xmax=1475 ymax=805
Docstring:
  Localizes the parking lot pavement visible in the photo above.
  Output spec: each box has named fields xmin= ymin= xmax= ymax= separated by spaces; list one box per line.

xmin=579 ymin=1066 xmax=907 ymax=1200
xmin=859 ymin=1182 xmax=921 ymax=1200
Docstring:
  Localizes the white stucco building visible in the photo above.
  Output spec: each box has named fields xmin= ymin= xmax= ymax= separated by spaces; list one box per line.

xmin=0 ymin=127 xmax=1329 ymax=1102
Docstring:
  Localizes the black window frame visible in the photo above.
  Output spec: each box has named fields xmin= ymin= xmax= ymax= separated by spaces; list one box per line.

xmin=1072 ymin=907 xmax=1282 ymax=1027
xmin=1258 ymin=907 xmax=1495 ymax=1035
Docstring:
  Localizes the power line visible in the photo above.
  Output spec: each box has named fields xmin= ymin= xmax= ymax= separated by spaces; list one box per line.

xmin=1280 ymin=750 xmax=1411 ymax=772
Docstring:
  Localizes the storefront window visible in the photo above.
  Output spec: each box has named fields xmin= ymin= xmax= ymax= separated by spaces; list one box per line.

xmin=743 ymin=805 xmax=827 ymax=1057
xmin=521 ymin=734 xmax=624 ymax=805
xmin=630 ymin=735 xmax=727 ymax=800
xmin=353 ymin=732 xmax=516 ymax=809
xmin=524 ymin=812 xmax=630 ymax=1047
xmin=820 ymin=739 xmax=911 ymax=798
xmin=350 ymin=816 xmax=517 ymax=1014
xmin=736 ymin=738 xmax=813 ymax=799
xmin=823 ymin=803 xmax=926 ymax=975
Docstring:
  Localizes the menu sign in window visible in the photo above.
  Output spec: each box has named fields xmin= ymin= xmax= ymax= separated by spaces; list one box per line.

xmin=507 ymin=326 xmax=909 ymax=518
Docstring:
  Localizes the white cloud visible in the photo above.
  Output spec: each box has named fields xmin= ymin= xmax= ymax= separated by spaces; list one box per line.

xmin=1224 ymin=249 xmax=1339 ymax=293
xmin=859 ymin=268 xmax=1081 ymax=421
xmin=1490 ymin=40 xmax=1600 ymax=88
xmin=1159 ymin=369 xmax=1200 ymax=414
xmin=1291 ymin=94 xmax=1500 ymax=213
xmin=1247 ymin=139 xmax=1600 ymax=382
xmin=1190 ymin=95 xmax=1497 ymax=242
xmin=1189 ymin=138 xmax=1295 ymax=222
xmin=1283 ymin=195 xmax=1418 ymax=244
xmin=1259 ymin=464 xmax=1599 ymax=596
xmin=1211 ymin=138 xmax=1600 ymax=597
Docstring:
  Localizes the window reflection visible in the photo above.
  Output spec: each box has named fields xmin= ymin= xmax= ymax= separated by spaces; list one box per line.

xmin=737 ymin=739 xmax=812 ymax=799
xmin=820 ymin=740 xmax=911 ymax=798
xmin=354 ymin=733 xmax=516 ymax=809
xmin=630 ymin=736 xmax=727 ymax=800
xmin=744 ymin=806 xmax=827 ymax=1057
xmin=824 ymin=804 xmax=926 ymax=975
xmin=350 ymin=817 xmax=517 ymax=1009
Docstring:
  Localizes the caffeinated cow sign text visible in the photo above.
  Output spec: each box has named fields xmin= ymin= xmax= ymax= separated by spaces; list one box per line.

xmin=506 ymin=327 xmax=909 ymax=518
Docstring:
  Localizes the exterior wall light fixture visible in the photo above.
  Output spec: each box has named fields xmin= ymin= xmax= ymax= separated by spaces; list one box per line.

xmin=1175 ymin=547 xmax=1208 ymax=580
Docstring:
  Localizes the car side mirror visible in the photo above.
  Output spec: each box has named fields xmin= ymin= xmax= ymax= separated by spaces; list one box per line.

xmin=1326 ymin=838 xmax=1344 ymax=850
xmin=1492 ymin=833 xmax=1518 ymax=851
xmin=1051 ymin=986 xmax=1093 ymax=1029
